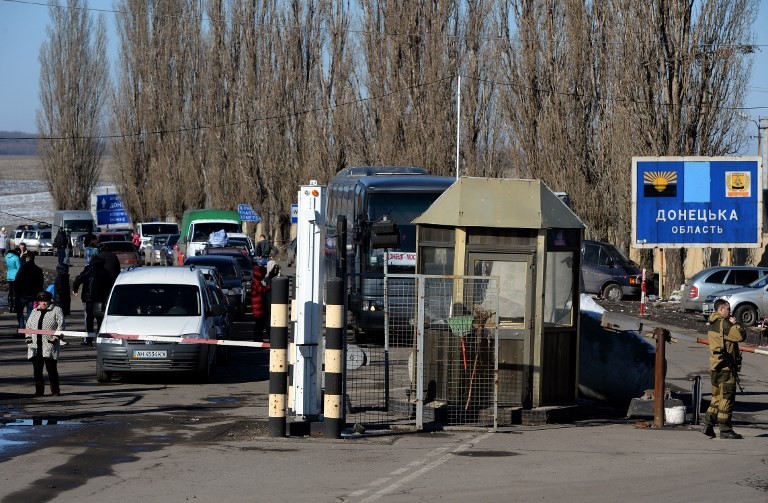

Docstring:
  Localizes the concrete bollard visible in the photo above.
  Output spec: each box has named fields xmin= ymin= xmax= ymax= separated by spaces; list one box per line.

xmin=324 ymin=278 xmax=345 ymax=438
xmin=268 ymin=277 xmax=289 ymax=437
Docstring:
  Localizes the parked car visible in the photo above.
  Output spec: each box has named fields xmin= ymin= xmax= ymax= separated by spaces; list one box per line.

xmin=24 ymin=228 xmax=54 ymax=255
xmin=151 ymin=233 xmax=180 ymax=266
xmin=183 ymin=255 xmax=246 ymax=317
xmin=204 ymin=249 xmax=254 ymax=312
xmin=681 ymin=266 xmax=768 ymax=312
xmin=581 ymin=240 xmax=643 ymax=301
xmin=100 ymin=241 xmax=140 ymax=268
xmin=96 ymin=266 xmax=223 ymax=382
xmin=11 ymin=226 xmax=25 ymax=250
xmin=705 ymin=275 xmax=768 ymax=326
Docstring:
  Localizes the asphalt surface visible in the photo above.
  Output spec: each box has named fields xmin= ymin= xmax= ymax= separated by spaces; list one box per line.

xmin=1 ymin=255 xmax=767 ymax=502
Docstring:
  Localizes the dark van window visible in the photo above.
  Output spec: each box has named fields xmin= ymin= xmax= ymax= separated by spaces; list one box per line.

xmin=108 ymin=284 xmax=200 ymax=316
xmin=728 ymin=270 xmax=760 ymax=285
xmin=583 ymin=243 xmax=600 ymax=265
xmin=704 ymin=270 xmax=728 ymax=284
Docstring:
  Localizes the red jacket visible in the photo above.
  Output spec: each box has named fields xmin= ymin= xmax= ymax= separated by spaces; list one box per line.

xmin=250 ymin=266 xmax=270 ymax=319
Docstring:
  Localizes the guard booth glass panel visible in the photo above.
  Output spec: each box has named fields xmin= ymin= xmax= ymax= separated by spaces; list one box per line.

xmin=470 ymin=253 xmax=533 ymax=407
xmin=544 ymin=251 xmax=576 ymax=327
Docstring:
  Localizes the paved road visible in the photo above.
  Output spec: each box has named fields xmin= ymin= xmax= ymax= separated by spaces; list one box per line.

xmin=1 ymin=258 xmax=767 ymax=502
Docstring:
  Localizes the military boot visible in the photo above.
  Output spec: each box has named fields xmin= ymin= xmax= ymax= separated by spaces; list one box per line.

xmin=701 ymin=424 xmax=716 ymax=438
xmin=50 ymin=383 xmax=60 ymax=397
xmin=719 ymin=430 xmax=743 ymax=439
xmin=34 ymin=381 xmax=44 ymax=397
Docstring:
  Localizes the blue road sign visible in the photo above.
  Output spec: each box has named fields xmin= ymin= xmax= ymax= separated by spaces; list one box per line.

xmin=291 ymin=204 xmax=298 ymax=224
xmin=96 ymin=194 xmax=130 ymax=226
xmin=632 ymin=157 xmax=762 ymax=248
xmin=238 ymin=204 xmax=260 ymax=222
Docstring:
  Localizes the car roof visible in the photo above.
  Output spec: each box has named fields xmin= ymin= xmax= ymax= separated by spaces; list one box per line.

xmin=114 ymin=266 xmax=203 ymax=286
xmin=690 ymin=265 xmax=768 ymax=280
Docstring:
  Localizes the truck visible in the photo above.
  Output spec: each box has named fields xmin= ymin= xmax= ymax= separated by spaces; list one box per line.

xmin=53 ymin=210 xmax=97 ymax=252
xmin=178 ymin=209 xmax=242 ymax=259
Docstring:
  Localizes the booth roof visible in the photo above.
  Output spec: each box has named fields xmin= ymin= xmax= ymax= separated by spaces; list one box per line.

xmin=412 ymin=177 xmax=585 ymax=230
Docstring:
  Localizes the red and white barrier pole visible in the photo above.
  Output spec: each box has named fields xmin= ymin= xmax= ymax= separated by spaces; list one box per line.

xmin=639 ymin=268 xmax=647 ymax=316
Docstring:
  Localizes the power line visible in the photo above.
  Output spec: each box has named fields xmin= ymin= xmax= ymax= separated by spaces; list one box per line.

xmin=0 ymin=76 xmax=454 ymax=141
xmin=464 ymin=75 xmax=768 ymax=111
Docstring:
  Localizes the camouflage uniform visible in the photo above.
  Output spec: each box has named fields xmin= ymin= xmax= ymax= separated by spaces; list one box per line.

xmin=705 ymin=310 xmax=745 ymax=434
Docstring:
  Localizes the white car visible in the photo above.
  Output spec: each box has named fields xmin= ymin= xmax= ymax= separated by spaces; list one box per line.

xmin=96 ymin=266 xmax=225 ymax=383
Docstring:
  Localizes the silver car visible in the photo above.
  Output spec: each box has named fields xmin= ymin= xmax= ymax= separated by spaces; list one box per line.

xmin=681 ymin=266 xmax=768 ymax=312
xmin=705 ymin=275 xmax=768 ymax=327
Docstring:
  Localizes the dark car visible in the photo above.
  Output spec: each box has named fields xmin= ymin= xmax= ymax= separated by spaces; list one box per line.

xmin=184 ymin=255 xmax=245 ymax=317
xmin=581 ymin=240 xmax=643 ymax=301
xmin=204 ymin=249 xmax=255 ymax=311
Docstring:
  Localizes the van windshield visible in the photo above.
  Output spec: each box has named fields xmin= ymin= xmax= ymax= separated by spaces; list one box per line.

xmin=142 ymin=223 xmax=179 ymax=236
xmin=108 ymin=284 xmax=201 ymax=316
xmin=64 ymin=220 xmax=94 ymax=232
xmin=604 ymin=244 xmax=634 ymax=267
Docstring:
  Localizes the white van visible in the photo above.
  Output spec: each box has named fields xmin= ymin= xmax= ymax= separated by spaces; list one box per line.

xmin=135 ymin=221 xmax=180 ymax=250
xmin=96 ymin=266 xmax=224 ymax=383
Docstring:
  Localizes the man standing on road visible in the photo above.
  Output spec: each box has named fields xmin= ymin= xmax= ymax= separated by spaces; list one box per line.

xmin=72 ymin=255 xmax=111 ymax=345
xmin=703 ymin=299 xmax=746 ymax=439
xmin=53 ymin=227 xmax=68 ymax=265
xmin=255 ymin=234 xmax=277 ymax=267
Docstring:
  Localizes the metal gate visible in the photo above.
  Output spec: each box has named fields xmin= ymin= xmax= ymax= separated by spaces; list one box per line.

xmin=344 ymin=274 xmax=499 ymax=431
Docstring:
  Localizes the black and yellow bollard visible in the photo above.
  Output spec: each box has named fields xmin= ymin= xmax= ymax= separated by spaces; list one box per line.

xmin=324 ymin=278 xmax=345 ymax=438
xmin=268 ymin=277 xmax=289 ymax=437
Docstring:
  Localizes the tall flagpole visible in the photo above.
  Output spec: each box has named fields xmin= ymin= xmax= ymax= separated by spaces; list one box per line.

xmin=455 ymin=75 xmax=461 ymax=180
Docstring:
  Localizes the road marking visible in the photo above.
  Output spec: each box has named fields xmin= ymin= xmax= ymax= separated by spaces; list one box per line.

xmin=359 ymin=432 xmax=493 ymax=503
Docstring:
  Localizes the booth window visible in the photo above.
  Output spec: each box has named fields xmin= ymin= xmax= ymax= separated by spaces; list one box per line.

xmin=544 ymin=251 xmax=575 ymax=326
xmin=420 ymin=247 xmax=454 ymax=275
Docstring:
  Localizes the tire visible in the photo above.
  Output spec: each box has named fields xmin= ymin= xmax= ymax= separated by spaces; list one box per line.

xmin=602 ymin=283 xmax=623 ymax=302
xmin=195 ymin=348 xmax=213 ymax=383
xmin=733 ymin=304 xmax=758 ymax=327
xmin=96 ymin=361 xmax=112 ymax=383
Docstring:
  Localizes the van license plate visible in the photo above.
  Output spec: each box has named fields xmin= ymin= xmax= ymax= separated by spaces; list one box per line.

xmin=133 ymin=350 xmax=167 ymax=358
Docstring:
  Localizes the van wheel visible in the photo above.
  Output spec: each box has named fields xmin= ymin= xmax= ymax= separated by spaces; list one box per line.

xmin=602 ymin=284 xmax=623 ymax=302
xmin=733 ymin=305 xmax=758 ymax=327
xmin=195 ymin=351 xmax=213 ymax=383
xmin=96 ymin=362 xmax=112 ymax=383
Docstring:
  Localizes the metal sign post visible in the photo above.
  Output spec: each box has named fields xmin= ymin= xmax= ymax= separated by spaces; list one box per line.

xmin=293 ymin=181 xmax=326 ymax=419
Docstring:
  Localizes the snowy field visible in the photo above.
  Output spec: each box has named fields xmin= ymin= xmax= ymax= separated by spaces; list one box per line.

xmin=0 ymin=179 xmax=53 ymax=229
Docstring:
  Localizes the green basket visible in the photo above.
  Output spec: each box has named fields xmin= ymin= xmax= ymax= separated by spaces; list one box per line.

xmin=447 ymin=315 xmax=473 ymax=335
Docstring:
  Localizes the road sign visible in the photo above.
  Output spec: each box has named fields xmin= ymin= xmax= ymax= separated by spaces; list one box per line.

xmin=96 ymin=194 xmax=129 ymax=226
xmin=238 ymin=204 xmax=260 ymax=222
xmin=632 ymin=157 xmax=762 ymax=248
xmin=291 ymin=204 xmax=298 ymax=224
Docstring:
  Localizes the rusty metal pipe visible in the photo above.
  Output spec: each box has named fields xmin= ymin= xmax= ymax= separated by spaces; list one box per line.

xmin=653 ymin=328 xmax=668 ymax=428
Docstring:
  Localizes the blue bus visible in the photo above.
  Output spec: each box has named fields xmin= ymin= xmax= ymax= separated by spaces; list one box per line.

xmin=324 ymin=166 xmax=455 ymax=340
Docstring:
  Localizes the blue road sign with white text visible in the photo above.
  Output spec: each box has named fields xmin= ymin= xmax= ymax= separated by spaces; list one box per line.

xmin=238 ymin=204 xmax=260 ymax=222
xmin=96 ymin=194 xmax=130 ymax=226
xmin=632 ymin=157 xmax=762 ymax=248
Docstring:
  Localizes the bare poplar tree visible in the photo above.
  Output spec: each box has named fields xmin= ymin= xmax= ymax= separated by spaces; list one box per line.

xmin=112 ymin=0 xmax=206 ymax=223
xmin=37 ymin=0 xmax=109 ymax=211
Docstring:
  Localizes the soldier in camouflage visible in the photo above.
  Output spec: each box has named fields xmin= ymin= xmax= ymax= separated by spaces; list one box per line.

xmin=703 ymin=299 xmax=745 ymax=439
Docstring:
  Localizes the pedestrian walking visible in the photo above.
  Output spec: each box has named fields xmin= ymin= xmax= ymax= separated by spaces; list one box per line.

xmin=25 ymin=290 xmax=65 ymax=397
xmin=83 ymin=231 xmax=97 ymax=262
xmin=97 ymin=243 xmax=121 ymax=290
xmin=5 ymin=248 xmax=21 ymax=314
xmin=0 ymin=226 xmax=8 ymax=256
xmin=251 ymin=265 xmax=270 ymax=342
xmin=14 ymin=253 xmax=44 ymax=329
xmin=72 ymin=255 xmax=112 ymax=345
xmin=702 ymin=299 xmax=746 ymax=439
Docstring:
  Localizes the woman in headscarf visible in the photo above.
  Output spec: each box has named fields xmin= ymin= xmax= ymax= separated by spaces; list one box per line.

xmin=25 ymin=290 xmax=65 ymax=397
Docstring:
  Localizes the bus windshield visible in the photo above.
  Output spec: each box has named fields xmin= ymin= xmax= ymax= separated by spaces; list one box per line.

xmin=366 ymin=192 xmax=442 ymax=271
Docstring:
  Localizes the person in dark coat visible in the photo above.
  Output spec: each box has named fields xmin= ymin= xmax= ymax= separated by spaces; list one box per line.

xmin=14 ymin=253 xmax=44 ymax=329
xmin=54 ymin=228 xmax=68 ymax=265
xmin=72 ymin=255 xmax=112 ymax=345
xmin=54 ymin=263 xmax=72 ymax=315
xmin=25 ymin=290 xmax=65 ymax=396
xmin=97 ymin=243 xmax=121 ymax=289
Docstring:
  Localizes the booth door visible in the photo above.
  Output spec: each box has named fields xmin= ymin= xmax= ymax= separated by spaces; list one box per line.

xmin=469 ymin=253 xmax=534 ymax=407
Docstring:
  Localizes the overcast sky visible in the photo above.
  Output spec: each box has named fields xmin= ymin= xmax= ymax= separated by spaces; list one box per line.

xmin=1 ymin=0 xmax=767 ymax=155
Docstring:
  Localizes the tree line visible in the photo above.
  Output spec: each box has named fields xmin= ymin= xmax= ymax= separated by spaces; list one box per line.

xmin=36 ymin=0 xmax=758 ymax=287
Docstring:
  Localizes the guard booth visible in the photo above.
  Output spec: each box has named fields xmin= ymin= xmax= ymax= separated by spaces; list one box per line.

xmin=414 ymin=177 xmax=584 ymax=410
